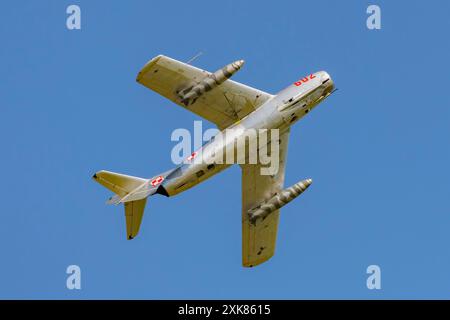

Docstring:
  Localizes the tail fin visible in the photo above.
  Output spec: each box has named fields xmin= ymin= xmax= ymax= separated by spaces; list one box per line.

xmin=124 ymin=198 xmax=147 ymax=240
xmin=92 ymin=170 xmax=152 ymax=240
xmin=92 ymin=168 xmax=175 ymax=239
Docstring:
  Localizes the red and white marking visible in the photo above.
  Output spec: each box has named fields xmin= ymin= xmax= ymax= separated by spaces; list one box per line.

xmin=294 ymin=73 xmax=316 ymax=86
xmin=187 ymin=152 xmax=197 ymax=161
xmin=150 ymin=176 xmax=164 ymax=187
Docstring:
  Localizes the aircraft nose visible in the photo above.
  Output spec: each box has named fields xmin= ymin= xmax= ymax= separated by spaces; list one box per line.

xmin=320 ymin=71 xmax=330 ymax=82
xmin=320 ymin=71 xmax=334 ymax=88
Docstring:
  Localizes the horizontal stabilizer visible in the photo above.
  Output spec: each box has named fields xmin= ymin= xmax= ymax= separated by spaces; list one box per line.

xmin=92 ymin=170 xmax=147 ymax=197
xmin=106 ymin=194 xmax=122 ymax=205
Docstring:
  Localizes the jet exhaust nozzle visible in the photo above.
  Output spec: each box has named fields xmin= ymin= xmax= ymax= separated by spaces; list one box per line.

xmin=248 ymin=178 xmax=312 ymax=224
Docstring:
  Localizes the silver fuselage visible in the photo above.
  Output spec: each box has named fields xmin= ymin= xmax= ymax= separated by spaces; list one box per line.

xmin=160 ymin=71 xmax=334 ymax=196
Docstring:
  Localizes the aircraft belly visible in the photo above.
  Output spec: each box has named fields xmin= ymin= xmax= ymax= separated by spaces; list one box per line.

xmin=163 ymin=162 xmax=230 ymax=196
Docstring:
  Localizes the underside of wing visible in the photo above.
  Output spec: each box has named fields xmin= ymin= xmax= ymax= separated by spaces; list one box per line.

xmin=241 ymin=129 xmax=290 ymax=267
xmin=136 ymin=55 xmax=273 ymax=129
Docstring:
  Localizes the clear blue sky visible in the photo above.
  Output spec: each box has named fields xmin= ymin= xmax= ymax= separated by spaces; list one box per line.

xmin=1 ymin=0 xmax=450 ymax=299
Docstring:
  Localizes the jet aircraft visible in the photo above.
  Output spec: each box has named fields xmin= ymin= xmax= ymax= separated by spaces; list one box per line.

xmin=93 ymin=55 xmax=335 ymax=267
